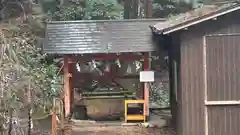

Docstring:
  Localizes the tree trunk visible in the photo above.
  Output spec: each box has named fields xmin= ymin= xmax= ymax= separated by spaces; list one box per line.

xmin=124 ymin=0 xmax=131 ymax=19
xmin=144 ymin=0 xmax=152 ymax=18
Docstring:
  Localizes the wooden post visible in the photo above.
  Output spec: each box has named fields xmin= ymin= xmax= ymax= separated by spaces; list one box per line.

xmin=64 ymin=55 xmax=71 ymax=117
xmin=69 ymin=61 xmax=73 ymax=108
xmin=27 ymin=82 xmax=33 ymax=135
xmin=52 ymin=99 xmax=57 ymax=135
xmin=143 ymin=0 xmax=152 ymax=118
xmin=143 ymin=52 xmax=150 ymax=118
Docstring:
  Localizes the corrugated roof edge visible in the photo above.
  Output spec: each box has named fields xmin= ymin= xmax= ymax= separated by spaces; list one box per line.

xmin=47 ymin=18 xmax=166 ymax=24
xmin=150 ymin=3 xmax=240 ymax=35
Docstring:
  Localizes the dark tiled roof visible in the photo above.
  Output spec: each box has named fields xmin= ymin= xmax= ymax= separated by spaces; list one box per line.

xmin=43 ymin=19 xmax=165 ymax=54
xmin=151 ymin=3 xmax=240 ymax=34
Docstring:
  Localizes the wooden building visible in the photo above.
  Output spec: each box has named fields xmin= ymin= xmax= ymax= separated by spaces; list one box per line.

xmin=151 ymin=3 xmax=240 ymax=135
xmin=43 ymin=19 xmax=165 ymax=120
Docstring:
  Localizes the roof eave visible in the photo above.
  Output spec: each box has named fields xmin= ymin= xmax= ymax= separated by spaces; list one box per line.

xmin=48 ymin=18 xmax=166 ymax=24
xmin=149 ymin=25 xmax=164 ymax=35
xmin=152 ymin=4 xmax=240 ymax=35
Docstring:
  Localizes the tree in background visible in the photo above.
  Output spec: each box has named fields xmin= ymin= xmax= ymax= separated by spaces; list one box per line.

xmin=0 ymin=0 xmax=198 ymax=113
xmin=41 ymin=0 xmax=195 ymax=21
xmin=0 ymin=0 xmax=197 ymax=22
xmin=152 ymin=0 xmax=193 ymax=18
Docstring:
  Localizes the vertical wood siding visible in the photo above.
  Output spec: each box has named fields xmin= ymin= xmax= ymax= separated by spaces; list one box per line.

xmin=207 ymin=106 xmax=240 ymax=135
xmin=177 ymin=11 xmax=240 ymax=135
xmin=205 ymin=34 xmax=240 ymax=135
xmin=206 ymin=35 xmax=240 ymax=101
xmin=179 ymin=32 xmax=205 ymax=135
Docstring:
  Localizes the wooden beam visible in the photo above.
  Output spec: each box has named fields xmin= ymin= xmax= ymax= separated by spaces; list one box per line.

xmin=52 ymin=100 xmax=57 ymax=135
xmin=143 ymin=52 xmax=150 ymax=117
xmin=73 ymin=72 xmax=140 ymax=79
xmin=69 ymin=61 xmax=73 ymax=108
xmin=203 ymin=36 xmax=208 ymax=135
xmin=82 ymin=95 xmax=136 ymax=99
xmin=51 ymin=109 xmax=57 ymax=135
xmin=72 ymin=72 xmax=166 ymax=79
xmin=205 ymin=100 xmax=240 ymax=105
xmin=82 ymin=91 xmax=134 ymax=95
xmin=69 ymin=54 xmax=142 ymax=63
xmin=63 ymin=55 xmax=71 ymax=117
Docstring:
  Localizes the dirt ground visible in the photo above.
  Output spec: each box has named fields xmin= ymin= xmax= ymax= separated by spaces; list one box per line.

xmin=71 ymin=126 xmax=176 ymax=135
xmin=61 ymin=119 xmax=176 ymax=135
xmin=34 ymin=117 xmax=175 ymax=135
xmin=34 ymin=107 xmax=175 ymax=135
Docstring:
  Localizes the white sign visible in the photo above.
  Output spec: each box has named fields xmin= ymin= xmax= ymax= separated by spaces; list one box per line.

xmin=139 ymin=71 xmax=154 ymax=82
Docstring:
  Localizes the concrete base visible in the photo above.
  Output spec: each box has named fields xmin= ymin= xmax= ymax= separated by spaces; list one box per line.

xmin=121 ymin=123 xmax=140 ymax=126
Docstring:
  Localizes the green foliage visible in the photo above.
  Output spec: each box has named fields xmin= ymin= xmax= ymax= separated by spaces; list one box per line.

xmin=40 ymin=0 xmax=59 ymax=13
xmin=47 ymin=0 xmax=123 ymax=21
xmin=0 ymin=23 xmax=62 ymax=111
xmin=84 ymin=0 xmax=123 ymax=20
xmin=49 ymin=5 xmax=85 ymax=21
xmin=0 ymin=0 xmax=33 ymax=20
